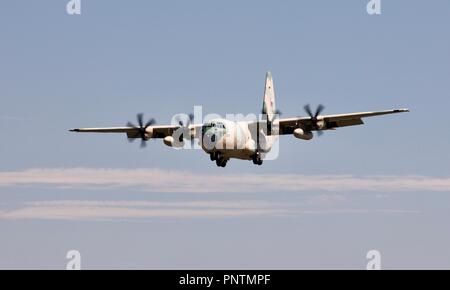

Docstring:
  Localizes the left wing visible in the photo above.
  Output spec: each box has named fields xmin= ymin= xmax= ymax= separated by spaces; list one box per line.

xmin=276 ymin=108 xmax=409 ymax=135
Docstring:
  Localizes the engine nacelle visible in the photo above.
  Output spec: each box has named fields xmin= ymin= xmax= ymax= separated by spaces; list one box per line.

xmin=316 ymin=120 xmax=326 ymax=130
xmin=163 ymin=136 xmax=184 ymax=148
xmin=293 ymin=128 xmax=313 ymax=140
xmin=144 ymin=127 xmax=154 ymax=140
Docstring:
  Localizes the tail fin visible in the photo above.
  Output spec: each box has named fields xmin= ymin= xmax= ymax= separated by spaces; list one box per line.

xmin=262 ymin=71 xmax=276 ymax=121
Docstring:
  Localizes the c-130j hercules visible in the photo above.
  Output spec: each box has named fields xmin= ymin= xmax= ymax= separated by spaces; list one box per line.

xmin=71 ymin=72 xmax=408 ymax=167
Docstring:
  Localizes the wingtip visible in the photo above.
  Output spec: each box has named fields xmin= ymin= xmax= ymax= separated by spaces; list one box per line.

xmin=69 ymin=129 xmax=80 ymax=132
xmin=394 ymin=108 xmax=410 ymax=113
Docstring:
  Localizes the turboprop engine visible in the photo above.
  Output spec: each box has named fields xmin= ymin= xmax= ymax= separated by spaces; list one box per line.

xmin=293 ymin=128 xmax=313 ymax=140
xmin=163 ymin=136 xmax=184 ymax=148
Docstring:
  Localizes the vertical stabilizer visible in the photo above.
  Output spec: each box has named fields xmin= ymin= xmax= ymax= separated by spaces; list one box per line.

xmin=262 ymin=71 xmax=276 ymax=121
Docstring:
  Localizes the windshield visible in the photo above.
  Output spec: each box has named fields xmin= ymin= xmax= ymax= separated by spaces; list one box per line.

xmin=202 ymin=122 xmax=227 ymax=136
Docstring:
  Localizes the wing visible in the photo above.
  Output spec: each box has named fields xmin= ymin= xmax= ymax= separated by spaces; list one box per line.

xmin=70 ymin=124 xmax=202 ymax=139
xmin=276 ymin=108 xmax=409 ymax=135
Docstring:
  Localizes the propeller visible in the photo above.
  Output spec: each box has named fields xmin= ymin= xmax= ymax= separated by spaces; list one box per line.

xmin=127 ymin=113 xmax=156 ymax=148
xmin=304 ymin=104 xmax=325 ymax=136
xmin=174 ymin=113 xmax=195 ymax=146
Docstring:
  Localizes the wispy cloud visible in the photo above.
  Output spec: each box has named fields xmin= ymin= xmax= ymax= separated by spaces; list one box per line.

xmin=0 ymin=200 xmax=281 ymax=220
xmin=0 ymin=199 xmax=419 ymax=221
xmin=0 ymin=168 xmax=449 ymax=193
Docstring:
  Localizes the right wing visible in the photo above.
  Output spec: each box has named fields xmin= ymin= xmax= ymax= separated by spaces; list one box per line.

xmin=70 ymin=125 xmax=201 ymax=139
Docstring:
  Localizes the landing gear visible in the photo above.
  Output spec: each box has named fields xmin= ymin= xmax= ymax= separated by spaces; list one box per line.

xmin=216 ymin=158 xmax=227 ymax=167
xmin=210 ymin=152 xmax=220 ymax=161
xmin=252 ymin=152 xmax=263 ymax=166
xmin=213 ymin=152 xmax=228 ymax=167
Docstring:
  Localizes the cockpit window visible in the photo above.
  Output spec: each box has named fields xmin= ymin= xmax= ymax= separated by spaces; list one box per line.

xmin=202 ymin=122 xmax=226 ymax=136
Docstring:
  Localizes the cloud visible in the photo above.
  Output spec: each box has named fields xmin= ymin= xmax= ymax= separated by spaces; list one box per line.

xmin=0 ymin=168 xmax=449 ymax=193
xmin=0 ymin=199 xmax=419 ymax=221
xmin=0 ymin=199 xmax=297 ymax=221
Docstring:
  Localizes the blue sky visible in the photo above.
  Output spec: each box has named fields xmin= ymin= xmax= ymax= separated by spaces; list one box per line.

xmin=0 ymin=0 xmax=450 ymax=269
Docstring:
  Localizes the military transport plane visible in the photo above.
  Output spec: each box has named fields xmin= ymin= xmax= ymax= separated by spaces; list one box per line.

xmin=70 ymin=72 xmax=409 ymax=167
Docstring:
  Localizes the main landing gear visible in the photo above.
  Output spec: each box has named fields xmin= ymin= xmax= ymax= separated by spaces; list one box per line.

xmin=252 ymin=152 xmax=263 ymax=166
xmin=210 ymin=152 xmax=228 ymax=168
xmin=209 ymin=152 xmax=262 ymax=167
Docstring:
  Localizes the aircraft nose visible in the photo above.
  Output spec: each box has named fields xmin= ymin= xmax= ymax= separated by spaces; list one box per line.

xmin=202 ymin=131 xmax=219 ymax=150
